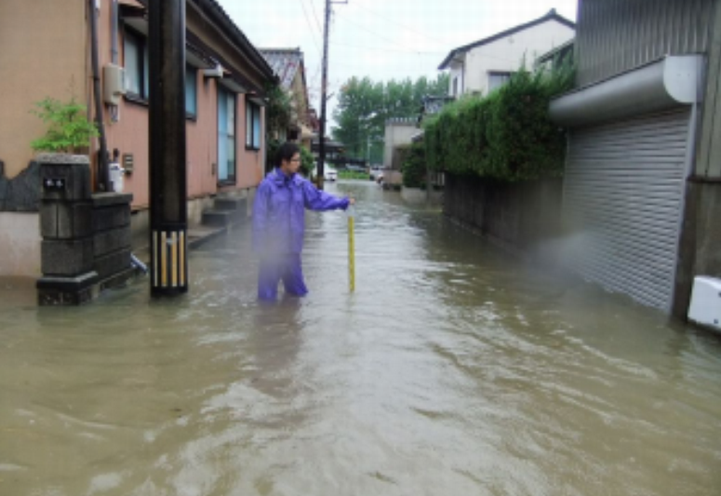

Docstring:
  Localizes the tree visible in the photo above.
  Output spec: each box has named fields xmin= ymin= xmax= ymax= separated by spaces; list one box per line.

xmin=331 ymin=74 xmax=448 ymax=164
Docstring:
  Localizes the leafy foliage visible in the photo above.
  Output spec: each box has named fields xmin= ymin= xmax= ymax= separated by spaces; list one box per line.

xmin=424 ymin=61 xmax=574 ymax=182
xmin=265 ymin=137 xmax=282 ymax=173
xmin=332 ymin=74 xmax=449 ymax=163
xmin=299 ymin=145 xmax=314 ymax=177
xmin=265 ymin=83 xmax=293 ymax=137
xmin=30 ymin=97 xmax=98 ymax=154
xmin=402 ymin=141 xmax=427 ymax=188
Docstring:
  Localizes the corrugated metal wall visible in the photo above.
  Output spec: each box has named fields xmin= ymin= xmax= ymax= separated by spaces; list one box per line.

xmin=697 ymin=0 xmax=721 ymax=178
xmin=564 ymin=109 xmax=692 ymax=311
xmin=576 ymin=0 xmax=714 ymax=88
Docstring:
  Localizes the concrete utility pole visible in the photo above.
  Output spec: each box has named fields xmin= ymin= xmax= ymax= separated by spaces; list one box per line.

xmin=319 ymin=0 xmax=347 ymax=190
xmin=148 ymin=0 xmax=188 ymax=296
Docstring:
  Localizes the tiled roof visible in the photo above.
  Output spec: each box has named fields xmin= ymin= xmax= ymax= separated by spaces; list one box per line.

xmin=259 ymin=48 xmax=303 ymax=90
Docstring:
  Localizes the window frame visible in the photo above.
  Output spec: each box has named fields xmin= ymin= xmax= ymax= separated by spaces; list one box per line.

xmin=123 ymin=26 xmax=149 ymax=103
xmin=217 ymin=85 xmax=237 ymax=185
xmin=245 ymin=98 xmax=262 ymax=151
xmin=185 ymin=65 xmax=198 ymax=120
xmin=488 ymin=71 xmax=514 ymax=92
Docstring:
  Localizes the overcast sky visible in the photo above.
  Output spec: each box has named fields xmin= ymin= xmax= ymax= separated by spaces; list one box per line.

xmin=220 ymin=0 xmax=578 ymax=126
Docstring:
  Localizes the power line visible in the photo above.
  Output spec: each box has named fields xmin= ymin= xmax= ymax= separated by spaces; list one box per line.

xmin=349 ymin=2 xmax=450 ymax=47
xmin=299 ymin=0 xmax=324 ymax=60
xmin=334 ymin=11 xmax=417 ymax=52
xmin=308 ymin=0 xmax=324 ymax=37
xmin=331 ymin=41 xmax=447 ymax=55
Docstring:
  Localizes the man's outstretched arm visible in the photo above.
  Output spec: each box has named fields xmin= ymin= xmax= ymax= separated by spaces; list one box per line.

xmin=302 ymin=181 xmax=351 ymax=212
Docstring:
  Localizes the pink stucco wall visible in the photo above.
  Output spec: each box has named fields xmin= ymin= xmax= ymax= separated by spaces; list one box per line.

xmin=97 ymin=5 xmax=265 ymax=210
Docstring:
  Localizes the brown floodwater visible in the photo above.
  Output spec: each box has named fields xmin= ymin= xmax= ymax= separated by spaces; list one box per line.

xmin=1 ymin=181 xmax=720 ymax=496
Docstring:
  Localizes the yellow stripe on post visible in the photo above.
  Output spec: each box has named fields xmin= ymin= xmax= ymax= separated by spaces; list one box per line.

xmin=179 ymin=231 xmax=185 ymax=286
xmin=348 ymin=214 xmax=355 ymax=293
xmin=153 ymin=231 xmax=158 ymax=287
xmin=161 ymin=231 xmax=167 ymax=287
xmin=171 ymin=232 xmax=178 ymax=287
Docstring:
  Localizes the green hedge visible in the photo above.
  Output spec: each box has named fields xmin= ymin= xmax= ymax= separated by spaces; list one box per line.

xmin=402 ymin=141 xmax=426 ymax=188
xmin=300 ymin=146 xmax=314 ymax=177
xmin=424 ymin=64 xmax=573 ymax=182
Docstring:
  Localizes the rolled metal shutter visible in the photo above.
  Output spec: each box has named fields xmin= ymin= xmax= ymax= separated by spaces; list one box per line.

xmin=563 ymin=109 xmax=691 ymax=311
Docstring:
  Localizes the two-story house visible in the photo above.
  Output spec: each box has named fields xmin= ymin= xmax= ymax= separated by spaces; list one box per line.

xmin=439 ymin=9 xmax=575 ymax=98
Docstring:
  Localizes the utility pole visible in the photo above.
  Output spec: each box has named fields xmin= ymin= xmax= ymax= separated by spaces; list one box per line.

xmin=148 ymin=0 xmax=188 ymax=296
xmin=319 ymin=0 xmax=347 ymax=190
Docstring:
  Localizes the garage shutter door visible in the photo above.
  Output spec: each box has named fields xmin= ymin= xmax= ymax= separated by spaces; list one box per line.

xmin=563 ymin=109 xmax=691 ymax=311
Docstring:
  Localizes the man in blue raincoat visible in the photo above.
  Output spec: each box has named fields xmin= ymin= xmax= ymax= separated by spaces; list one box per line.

xmin=252 ymin=142 xmax=354 ymax=301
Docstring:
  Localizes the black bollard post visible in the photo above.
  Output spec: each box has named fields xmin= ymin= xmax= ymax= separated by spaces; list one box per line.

xmin=148 ymin=0 xmax=188 ymax=296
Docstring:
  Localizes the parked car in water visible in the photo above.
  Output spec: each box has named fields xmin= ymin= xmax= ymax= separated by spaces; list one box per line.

xmin=326 ymin=167 xmax=338 ymax=182
xmin=370 ymin=165 xmax=385 ymax=181
xmin=312 ymin=165 xmax=337 ymax=182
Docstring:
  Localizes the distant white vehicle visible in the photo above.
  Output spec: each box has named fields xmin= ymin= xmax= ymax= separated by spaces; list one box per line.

xmin=325 ymin=167 xmax=338 ymax=182
xmin=313 ymin=166 xmax=337 ymax=182
xmin=369 ymin=165 xmax=385 ymax=181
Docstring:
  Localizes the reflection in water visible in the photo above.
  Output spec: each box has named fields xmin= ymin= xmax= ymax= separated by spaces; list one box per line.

xmin=1 ymin=181 xmax=720 ymax=496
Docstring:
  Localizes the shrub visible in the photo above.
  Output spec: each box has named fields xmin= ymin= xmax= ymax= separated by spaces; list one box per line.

xmin=423 ymin=61 xmax=574 ymax=182
xmin=266 ymin=138 xmax=281 ymax=172
xmin=30 ymin=97 xmax=98 ymax=154
xmin=402 ymin=141 xmax=426 ymax=188
xmin=300 ymin=145 xmax=314 ymax=177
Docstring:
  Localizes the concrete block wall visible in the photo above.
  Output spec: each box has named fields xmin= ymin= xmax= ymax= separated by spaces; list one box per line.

xmin=444 ymin=174 xmax=564 ymax=255
xmin=92 ymin=194 xmax=132 ymax=281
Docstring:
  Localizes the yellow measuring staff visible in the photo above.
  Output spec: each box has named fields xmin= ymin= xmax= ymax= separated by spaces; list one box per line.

xmin=348 ymin=205 xmax=355 ymax=293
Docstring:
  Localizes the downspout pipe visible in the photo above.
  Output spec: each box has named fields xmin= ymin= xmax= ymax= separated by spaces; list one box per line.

xmin=111 ymin=0 xmax=119 ymax=64
xmin=89 ymin=0 xmax=110 ymax=191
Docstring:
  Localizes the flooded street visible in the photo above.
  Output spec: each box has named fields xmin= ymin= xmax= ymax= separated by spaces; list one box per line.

xmin=1 ymin=181 xmax=721 ymax=496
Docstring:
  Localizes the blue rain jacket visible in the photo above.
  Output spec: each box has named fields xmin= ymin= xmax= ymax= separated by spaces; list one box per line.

xmin=253 ymin=169 xmax=350 ymax=255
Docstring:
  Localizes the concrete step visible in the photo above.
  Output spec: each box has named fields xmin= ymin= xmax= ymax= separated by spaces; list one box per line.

xmin=214 ymin=196 xmax=247 ymax=212
xmin=187 ymin=226 xmax=227 ymax=249
xmin=201 ymin=209 xmax=234 ymax=228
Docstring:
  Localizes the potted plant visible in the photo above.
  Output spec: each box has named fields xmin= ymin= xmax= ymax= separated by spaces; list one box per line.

xmin=31 ymin=96 xmax=98 ymax=156
xmin=30 ymin=95 xmax=99 ymax=198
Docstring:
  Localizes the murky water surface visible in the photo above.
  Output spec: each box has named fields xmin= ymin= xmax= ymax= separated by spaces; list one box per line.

xmin=2 ymin=182 xmax=721 ymax=496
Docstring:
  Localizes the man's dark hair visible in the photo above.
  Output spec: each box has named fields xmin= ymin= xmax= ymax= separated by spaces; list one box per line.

xmin=276 ymin=142 xmax=300 ymax=166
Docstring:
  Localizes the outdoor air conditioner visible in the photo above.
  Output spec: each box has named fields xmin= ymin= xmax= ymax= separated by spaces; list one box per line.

xmin=103 ymin=64 xmax=126 ymax=105
xmin=688 ymin=276 xmax=721 ymax=331
xmin=203 ymin=64 xmax=224 ymax=79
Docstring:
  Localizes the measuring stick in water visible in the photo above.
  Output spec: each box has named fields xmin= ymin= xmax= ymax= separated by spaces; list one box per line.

xmin=348 ymin=206 xmax=355 ymax=293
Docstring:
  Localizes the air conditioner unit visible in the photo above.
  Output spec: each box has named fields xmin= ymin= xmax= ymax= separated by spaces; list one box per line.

xmin=203 ymin=64 xmax=224 ymax=79
xmin=103 ymin=64 xmax=126 ymax=105
xmin=688 ymin=276 xmax=721 ymax=331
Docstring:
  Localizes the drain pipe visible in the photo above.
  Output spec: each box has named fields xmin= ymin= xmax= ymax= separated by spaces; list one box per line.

xmin=131 ymin=253 xmax=149 ymax=274
xmin=111 ymin=0 xmax=119 ymax=64
xmin=89 ymin=0 xmax=110 ymax=191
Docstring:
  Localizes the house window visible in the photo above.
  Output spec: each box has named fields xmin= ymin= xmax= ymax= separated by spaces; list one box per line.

xmin=124 ymin=28 xmax=149 ymax=100
xmin=185 ymin=66 xmax=198 ymax=118
xmin=488 ymin=72 xmax=513 ymax=92
xmin=246 ymin=99 xmax=261 ymax=150
xmin=217 ymin=86 xmax=236 ymax=183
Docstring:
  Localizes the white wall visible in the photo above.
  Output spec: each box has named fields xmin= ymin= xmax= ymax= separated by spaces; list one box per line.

xmin=0 ymin=213 xmax=41 ymax=277
xmin=462 ymin=20 xmax=575 ymax=96
xmin=448 ymin=61 xmax=464 ymax=97
xmin=383 ymin=123 xmax=418 ymax=169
